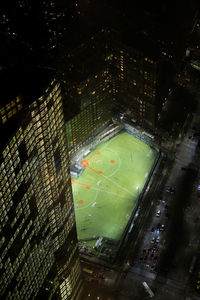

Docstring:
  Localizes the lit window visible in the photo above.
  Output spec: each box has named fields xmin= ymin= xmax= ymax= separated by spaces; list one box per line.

xmin=2 ymin=115 xmax=7 ymax=123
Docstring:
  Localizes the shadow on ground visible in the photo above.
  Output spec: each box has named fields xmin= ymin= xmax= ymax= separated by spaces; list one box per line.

xmin=157 ymin=166 xmax=198 ymax=275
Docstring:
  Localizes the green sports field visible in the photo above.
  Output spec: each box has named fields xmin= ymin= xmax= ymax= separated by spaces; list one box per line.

xmin=71 ymin=131 xmax=156 ymax=248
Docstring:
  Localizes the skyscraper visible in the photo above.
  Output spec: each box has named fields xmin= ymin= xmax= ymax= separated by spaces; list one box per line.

xmin=0 ymin=65 xmax=82 ymax=299
xmin=64 ymin=70 xmax=113 ymax=156
xmin=0 ymin=0 xmax=57 ymax=54
xmin=106 ymin=33 xmax=174 ymax=127
xmin=61 ymin=29 xmax=173 ymax=131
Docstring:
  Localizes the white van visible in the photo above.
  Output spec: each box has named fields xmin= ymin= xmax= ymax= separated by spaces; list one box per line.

xmin=142 ymin=282 xmax=154 ymax=298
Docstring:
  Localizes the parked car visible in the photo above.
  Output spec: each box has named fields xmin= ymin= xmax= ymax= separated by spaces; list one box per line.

xmin=156 ymin=210 xmax=161 ymax=217
xmin=166 ymin=186 xmax=175 ymax=194
xmin=181 ymin=167 xmax=187 ymax=171
xmin=160 ymin=224 xmax=165 ymax=231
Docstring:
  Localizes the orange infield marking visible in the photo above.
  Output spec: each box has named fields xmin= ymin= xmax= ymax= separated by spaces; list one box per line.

xmin=80 ymin=160 xmax=89 ymax=167
xmin=86 ymin=151 xmax=101 ymax=161
xmin=78 ymin=200 xmax=83 ymax=204
xmin=80 ymin=151 xmax=102 ymax=175
xmin=73 ymin=152 xmax=117 ymax=196
xmin=87 ymin=153 xmax=97 ymax=161
xmin=88 ymin=165 xmax=103 ymax=174
xmin=74 ymin=152 xmax=116 ymax=187
xmin=71 ymin=179 xmax=90 ymax=189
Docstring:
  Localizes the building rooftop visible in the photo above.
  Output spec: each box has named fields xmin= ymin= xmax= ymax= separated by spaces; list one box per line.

xmin=0 ymin=63 xmax=55 ymax=107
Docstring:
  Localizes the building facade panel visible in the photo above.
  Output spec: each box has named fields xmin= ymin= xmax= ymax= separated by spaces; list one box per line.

xmin=0 ymin=79 xmax=82 ymax=300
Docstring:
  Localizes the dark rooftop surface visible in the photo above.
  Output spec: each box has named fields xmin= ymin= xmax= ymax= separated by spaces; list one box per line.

xmin=0 ymin=63 xmax=55 ymax=107
xmin=0 ymin=18 xmax=57 ymax=156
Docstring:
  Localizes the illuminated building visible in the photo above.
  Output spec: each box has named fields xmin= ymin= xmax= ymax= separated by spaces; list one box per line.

xmin=59 ymin=30 xmax=114 ymax=155
xmin=65 ymin=70 xmax=113 ymax=155
xmin=61 ymin=29 xmax=173 ymax=143
xmin=0 ymin=66 xmax=82 ymax=299
xmin=107 ymin=36 xmax=173 ymax=127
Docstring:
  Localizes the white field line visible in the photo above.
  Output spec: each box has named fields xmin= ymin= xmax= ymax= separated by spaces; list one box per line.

xmin=75 ymin=135 xmax=152 ymax=210
xmin=100 ymin=135 xmax=117 ymax=151
xmin=89 ymin=146 xmax=132 ymax=196
xmin=75 ymin=181 xmax=100 ymax=211
xmin=93 ymin=147 xmax=122 ymax=178
xmin=101 ymin=173 xmax=133 ymax=196
xmin=75 ymin=202 xmax=94 ymax=210
xmin=90 ymin=187 xmax=124 ymax=198
xmin=89 ymin=142 xmax=134 ymax=197
xmin=105 ymin=148 xmax=121 ymax=178
xmin=97 ymin=146 xmax=133 ymax=196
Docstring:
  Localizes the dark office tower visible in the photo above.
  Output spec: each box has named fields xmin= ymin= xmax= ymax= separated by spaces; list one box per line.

xmin=61 ymin=32 xmax=114 ymax=156
xmin=0 ymin=67 xmax=82 ymax=299
xmin=0 ymin=0 xmax=57 ymax=55
xmin=54 ymin=0 xmax=74 ymax=43
xmin=185 ymin=10 xmax=200 ymax=79
xmin=106 ymin=35 xmax=173 ymax=127
xmin=63 ymin=29 xmax=173 ymax=131
xmin=112 ymin=0 xmax=199 ymax=59
xmin=65 ymin=70 xmax=113 ymax=155
xmin=40 ymin=0 xmax=57 ymax=51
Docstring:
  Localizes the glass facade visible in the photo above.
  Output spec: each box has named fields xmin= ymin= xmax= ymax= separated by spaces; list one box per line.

xmin=64 ymin=29 xmax=171 ymax=130
xmin=65 ymin=71 xmax=113 ymax=155
xmin=0 ymin=80 xmax=82 ymax=299
xmin=0 ymin=96 xmax=23 ymax=124
xmin=106 ymin=41 xmax=159 ymax=127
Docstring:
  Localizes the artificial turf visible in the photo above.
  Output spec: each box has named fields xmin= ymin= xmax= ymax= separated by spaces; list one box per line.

xmin=71 ymin=131 xmax=156 ymax=245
